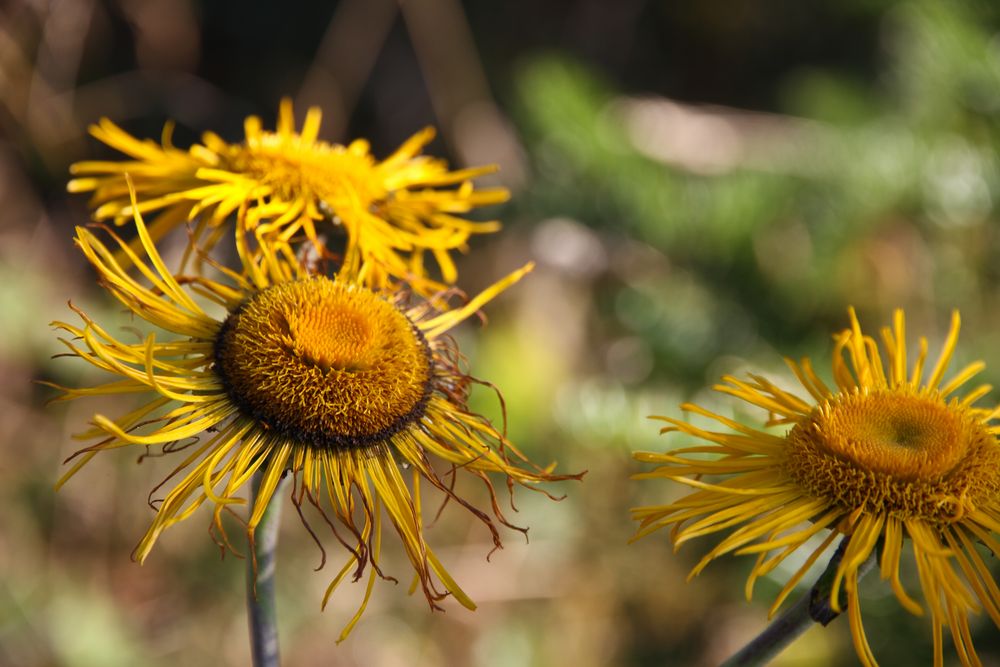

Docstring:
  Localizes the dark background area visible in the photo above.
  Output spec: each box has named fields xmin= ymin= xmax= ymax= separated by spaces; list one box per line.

xmin=3 ymin=1 xmax=1000 ymax=665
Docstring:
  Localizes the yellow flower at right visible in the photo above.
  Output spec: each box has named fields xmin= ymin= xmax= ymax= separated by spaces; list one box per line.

xmin=633 ymin=308 xmax=1000 ymax=666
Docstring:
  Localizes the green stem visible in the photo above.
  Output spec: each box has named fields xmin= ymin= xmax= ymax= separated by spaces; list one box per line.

xmin=719 ymin=579 xmax=814 ymax=667
xmin=720 ymin=537 xmax=877 ymax=667
xmin=246 ymin=470 xmax=286 ymax=667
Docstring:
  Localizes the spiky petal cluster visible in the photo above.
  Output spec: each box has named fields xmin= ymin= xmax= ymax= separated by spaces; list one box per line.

xmin=67 ymin=99 xmax=508 ymax=293
xmin=633 ymin=309 xmax=1000 ymax=666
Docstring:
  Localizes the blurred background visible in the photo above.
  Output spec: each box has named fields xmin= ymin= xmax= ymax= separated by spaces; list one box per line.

xmin=4 ymin=0 xmax=1000 ymax=665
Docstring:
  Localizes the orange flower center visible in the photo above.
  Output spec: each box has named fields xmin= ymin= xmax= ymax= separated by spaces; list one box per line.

xmin=784 ymin=391 xmax=1000 ymax=522
xmin=214 ymin=277 xmax=431 ymax=450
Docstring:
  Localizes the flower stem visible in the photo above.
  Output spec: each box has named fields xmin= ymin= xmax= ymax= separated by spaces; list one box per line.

xmin=246 ymin=470 xmax=286 ymax=667
xmin=719 ymin=537 xmax=877 ymax=667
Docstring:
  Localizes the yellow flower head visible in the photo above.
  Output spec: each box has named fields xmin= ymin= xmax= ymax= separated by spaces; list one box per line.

xmin=633 ymin=309 xmax=1000 ymax=666
xmin=50 ymin=192 xmax=577 ymax=640
xmin=67 ymin=99 xmax=509 ymax=293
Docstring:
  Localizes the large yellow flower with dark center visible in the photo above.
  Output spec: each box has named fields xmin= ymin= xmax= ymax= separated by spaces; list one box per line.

xmin=66 ymin=99 xmax=508 ymax=293
xmin=632 ymin=309 xmax=1000 ymax=667
xmin=50 ymin=199 xmax=577 ymax=640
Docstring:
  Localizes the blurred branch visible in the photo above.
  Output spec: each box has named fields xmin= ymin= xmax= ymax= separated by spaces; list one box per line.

xmin=247 ymin=470 xmax=288 ymax=667
xmin=720 ymin=538 xmax=877 ymax=667
xmin=400 ymin=0 xmax=526 ymax=188
xmin=297 ymin=0 xmax=399 ymax=140
xmin=0 ymin=1 xmax=96 ymax=166
xmin=115 ymin=0 xmax=200 ymax=71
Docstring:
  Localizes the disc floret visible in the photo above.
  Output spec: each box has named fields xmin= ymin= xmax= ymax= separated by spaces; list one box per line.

xmin=784 ymin=389 xmax=1000 ymax=523
xmin=214 ymin=277 xmax=432 ymax=451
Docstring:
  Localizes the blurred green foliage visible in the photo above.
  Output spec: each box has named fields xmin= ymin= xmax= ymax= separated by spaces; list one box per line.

xmin=505 ymin=1 xmax=1000 ymax=664
xmin=516 ymin=2 xmax=1000 ymax=329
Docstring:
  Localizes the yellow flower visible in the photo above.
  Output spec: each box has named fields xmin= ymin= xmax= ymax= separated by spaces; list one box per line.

xmin=67 ymin=99 xmax=508 ymax=293
xmin=50 ymin=191 xmax=576 ymax=640
xmin=632 ymin=309 xmax=1000 ymax=666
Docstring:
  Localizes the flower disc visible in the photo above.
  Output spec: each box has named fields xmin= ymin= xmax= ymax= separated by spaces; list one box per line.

xmin=230 ymin=135 xmax=384 ymax=208
xmin=215 ymin=277 xmax=432 ymax=451
xmin=784 ymin=390 xmax=1000 ymax=521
